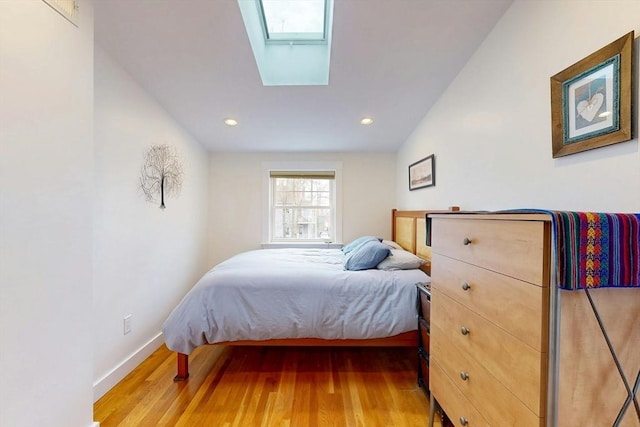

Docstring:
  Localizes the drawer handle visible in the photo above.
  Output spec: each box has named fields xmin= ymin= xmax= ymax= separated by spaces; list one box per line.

xmin=461 ymin=282 xmax=471 ymax=291
xmin=460 ymin=371 xmax=469 ymax=381
xmin=460 ymin=326 xmax=470 ymax=335
xmin=460 ymin=416 xmax=469 ymax=426
xmin=463 ymin=237 xmax=472 ymax=245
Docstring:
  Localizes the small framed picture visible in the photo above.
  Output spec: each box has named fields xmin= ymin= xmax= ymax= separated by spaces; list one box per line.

xmin=550 ymin=31 xmax=633 ymax=158
xmin=408 ymin=154 xmax=435 ymax=191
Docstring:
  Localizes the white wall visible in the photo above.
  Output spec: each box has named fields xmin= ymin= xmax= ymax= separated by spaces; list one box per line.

xmin=93 ymin=45 xmax=210 ymax=399
xmin=0 ymin=2 xmax=96 ymax=427
xmin=208 ymin=152 xmax=395 ymax=265
xmin=397 ymin=0 xmax=640 ymax=213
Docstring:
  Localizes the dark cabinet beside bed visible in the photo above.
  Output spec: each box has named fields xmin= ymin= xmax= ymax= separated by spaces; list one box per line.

xmin=416 ymin=281 xmax=431 ymax=392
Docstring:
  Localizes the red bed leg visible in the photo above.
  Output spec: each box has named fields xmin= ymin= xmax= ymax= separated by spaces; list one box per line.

xmin=174 ymin=352 xmax=189 ymax=381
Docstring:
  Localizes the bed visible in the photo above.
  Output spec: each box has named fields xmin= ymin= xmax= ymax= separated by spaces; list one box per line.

xmin=163 ymin=208 xmax=458 ymax=380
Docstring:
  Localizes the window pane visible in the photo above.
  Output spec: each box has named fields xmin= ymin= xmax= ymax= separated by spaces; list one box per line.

xmin=261 ymin=0 xmax=326 ymax=40
xmin=274 ymin=178 xmax=330 ymax=207
xmin=273 ymin=207 xmax=294 ymax=238
xmin=315 ymin=208 xmax=332 ymax=239
xmin=271 ymin=176 xmax=333 ymax=241
xmin=273 ymin=207 xmax=331 ymax=239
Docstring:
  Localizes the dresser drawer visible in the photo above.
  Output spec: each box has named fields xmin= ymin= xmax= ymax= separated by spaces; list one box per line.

xmin=430 ymin=361 xmax=489 ymax=427
xmin=431 ymin=324 xmax=543 ymax=426
xmin=431 ymin=253 xmax=548 ymax=351
xmin=430 ymin=218 xmax=548 ymax=285
xmin=431 ymin=289 xmax=546 ymax=415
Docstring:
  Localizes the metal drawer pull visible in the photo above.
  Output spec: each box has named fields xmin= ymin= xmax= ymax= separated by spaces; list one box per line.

xmin=460 ymin=416 xmax=469 ymax=426
xmin=461 ymin=282 xmax=470 ymax=291
xmin=463 ymin=237 xmax=472 ymax=245
xmin=460 ymin=371 xmax=469 ymax=381
xmin=460 ymin=326 xmax=470 ymax=335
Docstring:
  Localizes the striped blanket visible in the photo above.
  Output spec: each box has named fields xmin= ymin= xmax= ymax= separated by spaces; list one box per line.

xmin=549 ymin=211 xmax=640 ymax=290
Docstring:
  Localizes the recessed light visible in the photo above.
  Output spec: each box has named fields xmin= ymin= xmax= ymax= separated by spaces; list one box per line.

xmin=224 ymin=118 xmax=238 ymax=126
xmin=360 ymin=117 xmax=374 ymax=125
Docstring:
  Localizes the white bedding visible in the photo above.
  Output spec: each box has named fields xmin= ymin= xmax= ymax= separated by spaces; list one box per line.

xmin=162 ymin=248 xmax=430 ymax=354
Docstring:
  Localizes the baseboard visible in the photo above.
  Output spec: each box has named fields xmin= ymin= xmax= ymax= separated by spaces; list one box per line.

xmin=93 ymin=332 xmax=164 ymax=402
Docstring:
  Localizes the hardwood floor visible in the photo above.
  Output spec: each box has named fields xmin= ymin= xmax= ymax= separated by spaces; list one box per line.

xmin=94 ymin=344 xmax=441 ymax=427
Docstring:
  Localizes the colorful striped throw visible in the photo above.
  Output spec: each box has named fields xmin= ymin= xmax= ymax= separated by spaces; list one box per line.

xmin=549 ymin=211 xmax=640 ymax=290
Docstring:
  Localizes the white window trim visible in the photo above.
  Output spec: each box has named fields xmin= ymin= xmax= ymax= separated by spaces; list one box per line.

xmin=262 ymin=160 xmax=342 ymax=247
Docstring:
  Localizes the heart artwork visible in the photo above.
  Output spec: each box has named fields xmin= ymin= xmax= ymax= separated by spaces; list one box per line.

xmin=576 ymin=92 xmax=604 ymax=123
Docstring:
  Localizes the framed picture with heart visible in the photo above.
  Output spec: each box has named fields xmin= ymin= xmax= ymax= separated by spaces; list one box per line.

xmin=550 ymin=31 xmax=633 ymax=158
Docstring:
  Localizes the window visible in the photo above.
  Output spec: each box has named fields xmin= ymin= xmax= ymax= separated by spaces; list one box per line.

xmin=262 ymin=161 xmax=342 ymax=246
xmin=259 ymin=0 xmax=328 ymax=44
xmin=238 ymin=0 xmax=334 ymax=85
xmin=270 ymin=171 xmax=334 ymax=241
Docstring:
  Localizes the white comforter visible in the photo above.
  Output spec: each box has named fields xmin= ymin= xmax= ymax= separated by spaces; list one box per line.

xmin=162 ymin=248 xmax=430 ymax=354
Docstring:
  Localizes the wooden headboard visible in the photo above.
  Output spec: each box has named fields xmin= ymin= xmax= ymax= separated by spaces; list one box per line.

xmin=391 ymin=208 xmax=460 ymax=273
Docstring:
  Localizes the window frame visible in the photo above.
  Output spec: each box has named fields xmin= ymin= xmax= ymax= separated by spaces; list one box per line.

xmin=257 ymin=0 xmax=329 ymax=45
xmin=270 ymin=173 xmax=334 ymax=242
xmin=262 ymin=161 xmax=342 ymax=247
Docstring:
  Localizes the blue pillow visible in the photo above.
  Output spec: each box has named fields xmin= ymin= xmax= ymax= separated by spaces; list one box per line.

xmin=341 ymin=236 xmax=382 ymax=254
xmin=344 ymin=240 xmax=391 ymax=271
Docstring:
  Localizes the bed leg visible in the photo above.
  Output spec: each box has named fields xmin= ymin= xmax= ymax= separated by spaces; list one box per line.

xmin=174 ymin=352 xmax=189 ymax=381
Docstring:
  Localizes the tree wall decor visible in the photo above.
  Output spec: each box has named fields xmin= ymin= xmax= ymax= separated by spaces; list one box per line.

xmin=139 ymin=144 xmax=184 ymax=209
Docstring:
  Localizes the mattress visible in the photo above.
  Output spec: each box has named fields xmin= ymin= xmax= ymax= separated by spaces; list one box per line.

xmin=162 ymin=248 xmax=430 ymax=354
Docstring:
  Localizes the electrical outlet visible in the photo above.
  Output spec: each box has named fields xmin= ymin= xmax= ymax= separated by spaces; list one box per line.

xmin=123 ymin=315 xmax=132 ymax=335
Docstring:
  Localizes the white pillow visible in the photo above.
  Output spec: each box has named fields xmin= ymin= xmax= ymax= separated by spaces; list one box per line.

xmin=382 ymin=240 xmax=404 ymax=250
xmin=376 ymin=248 xmax=426 ymax=270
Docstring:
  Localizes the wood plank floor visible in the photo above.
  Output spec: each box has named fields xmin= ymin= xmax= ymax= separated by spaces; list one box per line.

xmin=95 ymin=344 xmax=441 ymax=427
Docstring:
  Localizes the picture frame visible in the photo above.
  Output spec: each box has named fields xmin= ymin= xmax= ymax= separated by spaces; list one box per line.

xmin=408 ymin=154 xmax=435 ymax=190
xmin=550 ymin=31 xmax=633 ymax=158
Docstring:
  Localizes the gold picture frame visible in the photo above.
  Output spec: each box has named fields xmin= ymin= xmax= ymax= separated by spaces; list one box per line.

xmin=550 ymin=31 xmax=633 ymax=158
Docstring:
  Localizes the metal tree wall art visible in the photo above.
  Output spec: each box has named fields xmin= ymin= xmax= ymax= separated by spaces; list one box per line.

xmin=139 ymin=145 xmax=184 ymax=209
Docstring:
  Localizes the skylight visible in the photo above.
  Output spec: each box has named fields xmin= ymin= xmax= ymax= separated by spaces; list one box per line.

xmin=238 ymin=0 xmax=334 ymax=86
xmin=259 ymin=0 xmax=327 ymax=44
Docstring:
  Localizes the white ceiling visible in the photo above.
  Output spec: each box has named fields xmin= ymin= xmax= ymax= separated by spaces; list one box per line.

xmin=94 ymin=0 xmax=512 ymax=152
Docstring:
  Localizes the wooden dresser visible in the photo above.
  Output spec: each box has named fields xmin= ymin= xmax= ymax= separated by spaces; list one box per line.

xmin=427 ymin=213 xmax=640 ymax=427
